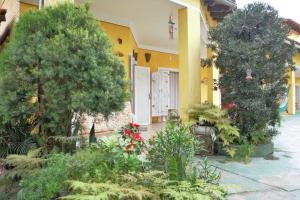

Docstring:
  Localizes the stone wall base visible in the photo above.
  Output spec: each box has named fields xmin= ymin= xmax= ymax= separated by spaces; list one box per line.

xmin=80 ymin=102 xmax=133 ymax=135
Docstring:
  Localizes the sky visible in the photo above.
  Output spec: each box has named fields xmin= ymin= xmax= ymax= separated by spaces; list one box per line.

xmin=236 ymin=0 xmax=300 ymax=23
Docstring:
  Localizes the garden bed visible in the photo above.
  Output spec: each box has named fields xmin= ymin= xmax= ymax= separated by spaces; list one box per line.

xmin=214 ymin=141 xmax=274 ymax=157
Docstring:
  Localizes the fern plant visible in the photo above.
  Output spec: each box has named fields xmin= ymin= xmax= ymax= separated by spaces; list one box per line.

xmin=3 ymin=148 xmax=46 ymax=179
xmin=62 ymin=171 xmax=227 ymax=200
xmin=61 ymin=181 xmax=155 ymax=200
xmin=188 ymin=102 xmax=240 ymax=157
xmin=0 ymin=148 xmax=44 ymax=200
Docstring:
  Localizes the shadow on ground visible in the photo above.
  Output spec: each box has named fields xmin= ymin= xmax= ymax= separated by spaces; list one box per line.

xmin=200 ymin=115 xmax=300 ymax=200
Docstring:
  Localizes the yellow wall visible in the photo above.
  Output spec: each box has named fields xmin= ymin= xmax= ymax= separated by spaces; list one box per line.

xmin=200 ymin=0 xmax=219 ymax=104
xmin=293 ymin=52 xmax=300 ymax=66
xmin=19 ymin=0 xmax=220 ymax=114
xmin=100 ymin=21 xmax=138 ymax=79
xmin=293 ymin=53 xmax=300 ymax=87
xmin=100 ymin=21 xmax=179 ymax=77
xmin=137 ymin=49 xmax=178 ymax=72
xmin=294 ymin=53 xmax=300 ymax=113
xmin=20 ymin=3 xmax=37 ymax=15
xmin=287 ymin=52 xmax=300 ymax=114
xmin=20 ymin=0 xmax=74 ymax=14
xmin=18 ymin=4 xmax=178 ymax=78
xmin=178 ymin=7 xmax=202 ymax=118
xmin=296 ymin=77 xmax=300 ymax=85
xmin=174 ymin=0 xmax=219 ymax=107
xmin=288 ymin=69 xmax=296 ymax=115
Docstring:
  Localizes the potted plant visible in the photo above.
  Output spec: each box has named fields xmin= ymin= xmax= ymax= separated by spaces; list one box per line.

xmin=188 ymin=102 xmax=239 ymax=157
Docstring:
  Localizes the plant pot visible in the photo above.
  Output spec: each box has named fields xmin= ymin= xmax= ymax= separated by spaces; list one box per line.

xmin=192 ymin=125 xmax=215 ymax=156
xmin=214 ymin=141 xmax=274 ymax=157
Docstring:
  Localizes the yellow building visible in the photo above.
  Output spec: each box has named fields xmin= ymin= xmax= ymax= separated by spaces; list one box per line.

xmin=12 ymin=0 xmax=300 ymax=123
xmin=285 ymin=19 xmax=300 ymax=115
xmin=17 ymin=0 xmax=236 ymax=125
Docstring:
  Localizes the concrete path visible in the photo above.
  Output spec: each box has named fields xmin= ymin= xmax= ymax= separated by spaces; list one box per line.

xmin=206 ymin=114 xmax=300 ymax=200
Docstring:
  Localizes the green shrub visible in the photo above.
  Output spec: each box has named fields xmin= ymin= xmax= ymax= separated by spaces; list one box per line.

xmin=147 ymin=122 xmax=201 ymax=181
xmin=190 ymin=158 xmax=221 ymax=185
xmin=62 ymin=171 xmax=227 ymax=200
xmin=202 ymin=3 xmax=295 ymax=144
xmin=0 ymin=3 xmax=128 ymax=153
xmin=16 ymin=133 xmax=146 ymax=199
xmin=10 ymin=129 xmax=226 ymax=200
xmin=233 ymin=142 xmax=256 ymax=163
xmin=66 ymin=138 xmax=145 ymax=183
xmin=18 ymin=153 xmax=70 ymax=200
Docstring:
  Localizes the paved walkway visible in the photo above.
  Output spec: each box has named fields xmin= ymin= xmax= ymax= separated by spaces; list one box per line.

xmin=206 ymin=114 xmax=300 ymax=200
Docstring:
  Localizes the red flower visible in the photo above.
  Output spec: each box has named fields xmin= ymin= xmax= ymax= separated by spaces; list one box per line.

xmin=125 ymin=128 xmax=132 ymax=137
xmin=223 ymin=102 xmax=236 ymax=110
xmin=132 ymin=132 xmax=143 ymax=142
xmin=129 ymin=122 xmax=140 ymax=128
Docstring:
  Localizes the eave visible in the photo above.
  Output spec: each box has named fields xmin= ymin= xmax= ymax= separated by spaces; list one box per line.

xmin=204 ymin=0 xmax=236 ymax=22
xmin=284 ymin=18 xmax=300 ymax=34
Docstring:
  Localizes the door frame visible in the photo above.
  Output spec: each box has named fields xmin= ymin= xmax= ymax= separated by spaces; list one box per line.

xmin=158 ymin=67 xmax=179 ymax=73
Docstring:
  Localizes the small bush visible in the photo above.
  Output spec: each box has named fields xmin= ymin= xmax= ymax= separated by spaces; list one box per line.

xmin=147 ymin=122 xmax=201 ymax=181
xmin=18 ymin=153 xmax=70 ymax=200
xmin=62 ymin=171 xmax=227 ymax=200
xmin=17 ymin=131 xmax=147 ymax=200
xmin=6 ymin=122 xmax=225 ymax=200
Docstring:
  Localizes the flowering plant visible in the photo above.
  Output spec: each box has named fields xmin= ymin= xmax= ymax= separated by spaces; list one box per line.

xmin=120 ymin=122 xmax=145 ymax=154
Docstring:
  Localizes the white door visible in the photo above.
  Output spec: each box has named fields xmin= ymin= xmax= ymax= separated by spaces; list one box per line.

xmin=151 ymin=72 xmax=160 ymax=116
xmin=152 ymin=69 xmax=179 ymax=117
xmin=134 ymin=66 xmax=151 ymax=125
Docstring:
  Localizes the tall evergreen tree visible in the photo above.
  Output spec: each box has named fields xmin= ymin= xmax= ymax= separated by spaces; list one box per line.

xmin=0 ymin=3 xmax=128 ymax=151
xmin=204 ymin=3 xmax=296 ymax=143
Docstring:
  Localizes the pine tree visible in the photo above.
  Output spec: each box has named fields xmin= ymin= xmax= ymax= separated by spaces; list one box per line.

xmin=0 ymin=3 xmax=128 ymax=152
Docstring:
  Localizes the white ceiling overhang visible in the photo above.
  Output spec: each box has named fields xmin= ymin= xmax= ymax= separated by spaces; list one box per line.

xmin=75 ymin=0 xmax=182 ymax=54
